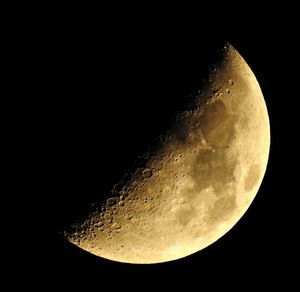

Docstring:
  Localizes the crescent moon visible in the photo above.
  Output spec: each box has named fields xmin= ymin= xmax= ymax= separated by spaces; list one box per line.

xmin=63 ymin=43 xmax=270 ymax=264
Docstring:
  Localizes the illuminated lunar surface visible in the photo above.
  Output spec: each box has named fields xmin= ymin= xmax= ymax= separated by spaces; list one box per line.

xmin=64 ymin=44 xmax=270 ymax=264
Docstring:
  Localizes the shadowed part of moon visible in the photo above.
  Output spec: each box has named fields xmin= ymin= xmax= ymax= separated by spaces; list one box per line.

xmin=244 ymin=164 xmax=261 ymax=192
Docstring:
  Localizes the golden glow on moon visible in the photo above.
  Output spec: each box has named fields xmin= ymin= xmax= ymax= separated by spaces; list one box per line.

xmin=64 ymin=44 xmax=270 ymax=264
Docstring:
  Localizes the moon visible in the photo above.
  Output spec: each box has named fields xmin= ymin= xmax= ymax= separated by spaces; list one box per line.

xmin=63 ymin=43 xmax=270 ymax=264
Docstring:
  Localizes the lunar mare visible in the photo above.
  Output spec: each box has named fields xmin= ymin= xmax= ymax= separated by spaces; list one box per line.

xmin=64 ymin=44 xmax=270 ymax=264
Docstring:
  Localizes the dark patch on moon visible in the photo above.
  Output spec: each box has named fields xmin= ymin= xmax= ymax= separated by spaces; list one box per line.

xmin=200 ymin=99 xmax=227 ymax=136
xmin=207 ymin=194 xmax=236 ymax=225
xmin=199 ymin=99 xmax=237 ymax=147
xmin=244 ymin=164 xmax=260 ymax=192
xmin=176 ymin=204 xmax=196 ymax=226
xmin=180 ymin=97 xmax=239 ymax=201
xmin=189 ymin=147 xmax=237 ymax=197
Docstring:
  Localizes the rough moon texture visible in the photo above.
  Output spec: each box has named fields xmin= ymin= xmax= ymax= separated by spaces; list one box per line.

xmin=64 ymin=44 xmax=270 ymax=264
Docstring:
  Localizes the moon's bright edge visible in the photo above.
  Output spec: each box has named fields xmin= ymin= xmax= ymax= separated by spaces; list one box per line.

xmin=64 ymin=44 xmax=270 ymax=264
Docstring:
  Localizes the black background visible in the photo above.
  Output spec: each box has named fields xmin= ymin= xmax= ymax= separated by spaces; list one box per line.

xmin=21 ymin=10 xmax=295 ymax=289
